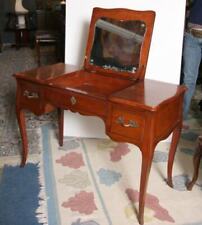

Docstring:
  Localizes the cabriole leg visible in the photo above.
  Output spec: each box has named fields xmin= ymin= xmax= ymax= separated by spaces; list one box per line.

xmin=57 ymin=108 xmax=64 ymax=146
xmin=138 ymin=145 xmax=155 ymax=225
xmin=167 ymin=123 xmax=182 ymax=187
xmin=16 ymin=108 xmax=28 ymax=167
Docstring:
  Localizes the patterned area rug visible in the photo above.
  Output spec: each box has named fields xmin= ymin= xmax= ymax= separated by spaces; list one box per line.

xmin=0 ymin=116 xmax=202 ymax=225
xmin=39 ymin=123 xmax=202 ymax=225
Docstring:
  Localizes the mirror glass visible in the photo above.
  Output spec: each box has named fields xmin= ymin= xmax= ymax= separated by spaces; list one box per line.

xmin=90 ymin=17 xmax=146 ymax=73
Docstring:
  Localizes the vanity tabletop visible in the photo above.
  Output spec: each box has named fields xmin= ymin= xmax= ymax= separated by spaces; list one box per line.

xmin=14 ymin=63 xmax=79 ymax=83
xmin=109 ymin=79 xmax=187 ymax=111
xmin=14 ymin=62 xmax=186 ymax=111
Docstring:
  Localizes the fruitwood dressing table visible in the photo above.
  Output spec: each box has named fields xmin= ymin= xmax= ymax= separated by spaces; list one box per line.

xmin=14 ymin=8 xmax=186 ymax=225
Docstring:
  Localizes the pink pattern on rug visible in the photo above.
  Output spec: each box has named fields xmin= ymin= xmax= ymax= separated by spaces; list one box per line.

xmin=56 ymin=152 xmax=84 ymax=168
xmin=126 ymin=188 xmax=175 ymax=223
xmin=110 ymin=143 xmax=130 ymax=162
xmin=62 ymin=191 xmax=97 ymax=215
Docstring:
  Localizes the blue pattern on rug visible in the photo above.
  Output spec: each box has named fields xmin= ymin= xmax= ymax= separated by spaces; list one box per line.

xmin=97 ymin=168 xmax=122 ymax=186
xmin=180 ymin=147 xmax=194 ymax=156
xmin=59 ymin=138 xmax=80 ymax=151
xmin=172 ymin=174 xmax=189 ymax=191
xmin=181 ymin=131 xmax=199 ymax=142
xmin=153 ymin=151 xmax=168 ymax=163
xmin=71 ymin=218 xmax=100 ymax=225
xmin=81 ymin=139 xmax=113 ymax=225
xmin=195 ymin=183 xmax=202 ymax=190
xmin=0 ymin=163 xmax=41 ymax=225
xmin=41 ymin=124 xmax=61 ymax=225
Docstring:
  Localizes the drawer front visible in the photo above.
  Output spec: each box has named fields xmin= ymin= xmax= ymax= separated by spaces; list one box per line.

xmin=110 ymin=107 xmax=145 ymax=142
xmin=45 ymin=88 xmax=107 ymax=117
xmin=18 ymin=81 xmax=43 ymax=111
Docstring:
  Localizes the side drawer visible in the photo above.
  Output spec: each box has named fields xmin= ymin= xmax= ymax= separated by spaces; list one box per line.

xmin=17 ymin=80 xmax=44 ymax=113
xmin=110 ymin=107 xmax=145 ymax=142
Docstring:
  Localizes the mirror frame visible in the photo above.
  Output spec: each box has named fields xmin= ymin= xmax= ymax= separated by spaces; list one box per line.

xmin=84 ymin=7 xmax=155 ymax=81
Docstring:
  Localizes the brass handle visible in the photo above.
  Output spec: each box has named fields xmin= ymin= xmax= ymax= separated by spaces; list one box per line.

xmin=70 ymin=96 xmax=77 ymax=105
xmin=116 ymin=116 xmax=138 ymax=128
xmin=23 ymin=90 xmax=39 ymax=99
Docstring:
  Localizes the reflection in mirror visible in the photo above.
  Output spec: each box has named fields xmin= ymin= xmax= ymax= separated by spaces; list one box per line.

xmin=90 ymin=18 xmax=146 ymax=73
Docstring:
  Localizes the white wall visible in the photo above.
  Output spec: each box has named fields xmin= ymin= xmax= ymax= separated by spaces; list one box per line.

xmin=64 ymin=0 xmax=186 ymax=138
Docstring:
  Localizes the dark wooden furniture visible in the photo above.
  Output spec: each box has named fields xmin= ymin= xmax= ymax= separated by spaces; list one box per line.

xmin=35 ymin=10 xmax=57 ymax=66
xmin=187 ymin=136 xmax=202 ymax=190
xmin=13 ymin=8 xmax=186 ymax=225
xmin=35 ymin=30 xmax=58 ymax=66
xmin=5 ymin=12 xmax=36 ymax=49
xmin=35 ymin=8 xmax=65 ymax=66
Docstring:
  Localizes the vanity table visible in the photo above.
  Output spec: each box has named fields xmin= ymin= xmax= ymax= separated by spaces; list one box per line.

xmin=14 ymin=8 xmax=186 ymax=225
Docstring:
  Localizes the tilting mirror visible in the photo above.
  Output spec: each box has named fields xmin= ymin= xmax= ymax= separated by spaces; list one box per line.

xmin=90 ymin=18 xmax=146 ymax=73
xmin=84 ymin=8 xmax=155 ymax=80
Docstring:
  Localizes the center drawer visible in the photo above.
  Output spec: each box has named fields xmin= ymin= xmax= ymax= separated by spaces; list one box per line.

xmin=44 ymin=87 xmax=107 ymax=117
xmin=110 ymin=107 xmax=145 ymax=142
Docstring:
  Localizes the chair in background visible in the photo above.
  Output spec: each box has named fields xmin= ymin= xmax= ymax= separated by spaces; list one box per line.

xmin=35 ymin=29 xmax=58 ymax=66
xmin=35 ymin=10 xmax=59 ymax=66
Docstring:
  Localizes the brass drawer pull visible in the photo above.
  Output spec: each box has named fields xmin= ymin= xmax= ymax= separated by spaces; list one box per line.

xmin=23 ymin=90 xmax=39 ymax=99
xmin=117 ymin=116 xmax=138 ymax=128
xmin=70 ymin=96 xmax=77 ymax=105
